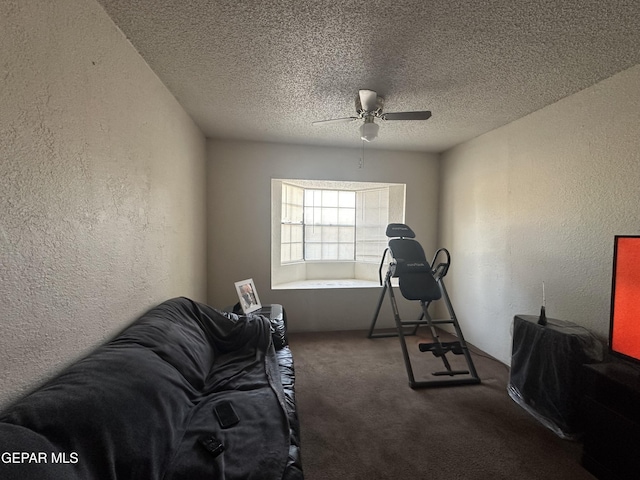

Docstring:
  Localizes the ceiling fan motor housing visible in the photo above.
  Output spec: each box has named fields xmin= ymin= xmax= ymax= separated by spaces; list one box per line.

xmin=356 ymin=89 xmax=384 ymax=116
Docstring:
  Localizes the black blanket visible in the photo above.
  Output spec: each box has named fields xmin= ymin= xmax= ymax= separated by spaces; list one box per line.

xmin=0 ymin=298 xmax=291 ymax=480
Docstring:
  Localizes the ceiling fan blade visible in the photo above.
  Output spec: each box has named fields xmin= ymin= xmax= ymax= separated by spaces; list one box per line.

xmin=359 ymin=89 xmax=378 ymax=112
xmin=381 ymin=111 xmax=432 ymax=121
xmin=312 ymin=117 xmax=359 ymax=126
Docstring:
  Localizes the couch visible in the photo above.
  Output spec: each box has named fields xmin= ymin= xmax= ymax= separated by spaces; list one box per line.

xmin=0 ymin=297 xmax=303 ymax=480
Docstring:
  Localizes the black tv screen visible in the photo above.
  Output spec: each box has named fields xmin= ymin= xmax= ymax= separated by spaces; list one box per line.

xmin=609 ymin=235 xmax=640 ymax=364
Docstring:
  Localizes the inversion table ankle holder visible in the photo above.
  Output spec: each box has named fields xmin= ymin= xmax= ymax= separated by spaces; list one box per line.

xmin=368 ymin=223 xmax=481 ymax=388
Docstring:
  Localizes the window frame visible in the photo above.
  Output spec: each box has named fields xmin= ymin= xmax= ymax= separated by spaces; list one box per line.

xmin=272 ymin=179 xmax=406 ymax=289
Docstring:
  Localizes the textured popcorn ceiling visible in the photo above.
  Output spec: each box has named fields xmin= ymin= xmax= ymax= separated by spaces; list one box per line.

xmin=97 ymin=0 xmax=640 ymax=152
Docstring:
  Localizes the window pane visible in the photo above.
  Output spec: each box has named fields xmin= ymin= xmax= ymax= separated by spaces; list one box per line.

xmin=308 ymin=190 xmax=322 ymax=206
xmin=322 ymin=243 xmax=338 ymax=259
xmin=305 ymin=206 xmax=322 ymax=225
xmin=281 ymin=224 xmax=290 ymax=243
xmin=280 ymin=184 xmax=303 ymax=263
xmin=305 ymin=225 xmax=321 ymax=242
xmin=304 ymin=189 xmax=315 ymax=206
xmin=292 ymin=205 xmax=303 ymax=223
xmin=281 ymin=244 xmax=289 ymax=263
xmin=338 ymin=207 xmax=355 ymax=225
xmin=321 ymin=208 xmax=338 ymax=225
xmin=291 ymin=225 xmax=303 ymax=242
xmin=355 ymin=187 xmax=392 ymax=262
xmin=305 ymin=243 xmax=321 ymax=260
xmin=339 ymin=243 xmax=354 ymax=260
xmin=293 ymin=185 xmax=304 ymax=205
xmin=282 ymin=183 xmax=303 ymax=224
xmin=339 ymin=227 xmax=354 ymax=242
xmin=322 ymin=226 xmax=339 ymax=242
xmin=339 ymin=191 xmax=355 ymax=208
xmin=292 ymin=243 xmax=303 ymax=260
xmin=323 ymin=190 xmax=338 ymax=207
xmin=282 ymin=203 xmax=290 ymax=222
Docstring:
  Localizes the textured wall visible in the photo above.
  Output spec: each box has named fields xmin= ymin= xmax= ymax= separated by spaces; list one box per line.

xmin=439 ymin=64 xmax=640 ymax=364
xmin=0 ymin=0 xmax=207 ymax=407
xmin=207 ymin=140 xmax=439 ymax=331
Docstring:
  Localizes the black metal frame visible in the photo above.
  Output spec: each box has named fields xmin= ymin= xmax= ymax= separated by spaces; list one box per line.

xmin=368 ymin=237 xmax=481 ymax=389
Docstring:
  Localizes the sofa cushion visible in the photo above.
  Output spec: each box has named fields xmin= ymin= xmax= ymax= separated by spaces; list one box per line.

xmin=112 ymin=298 xmax=217 ymax=389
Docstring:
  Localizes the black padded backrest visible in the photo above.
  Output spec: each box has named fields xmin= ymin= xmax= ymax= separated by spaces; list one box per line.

xmin=388 ymin=238 xmax=429 ymax=275
xmin=388 ymin=238 xmax=441 ymax=301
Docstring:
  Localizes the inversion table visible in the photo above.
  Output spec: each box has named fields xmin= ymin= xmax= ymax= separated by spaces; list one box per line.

xmin=368 ymin=223 xmax=481 ymax=388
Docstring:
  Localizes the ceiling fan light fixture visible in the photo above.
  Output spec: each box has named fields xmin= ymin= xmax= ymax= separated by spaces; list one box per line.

xmin=360 ymin=118 xmax=379 ymax=142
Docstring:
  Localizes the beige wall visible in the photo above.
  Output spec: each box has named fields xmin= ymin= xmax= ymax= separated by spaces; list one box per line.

xmin=439 ymin=64 xmax=640 ymax=364
xmin=0 ymin=0 xmax=207 ymax=407
xmin=207 ymin=140 xmax=440 ymax=331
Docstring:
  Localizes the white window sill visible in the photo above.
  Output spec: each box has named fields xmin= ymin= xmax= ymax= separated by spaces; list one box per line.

xmin=272 ymin=279 xmax=380 ymax=290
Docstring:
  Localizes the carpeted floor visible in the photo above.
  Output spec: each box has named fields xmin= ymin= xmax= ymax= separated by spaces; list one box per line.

xmin=288 ymin=329 xmax=596 ymax=480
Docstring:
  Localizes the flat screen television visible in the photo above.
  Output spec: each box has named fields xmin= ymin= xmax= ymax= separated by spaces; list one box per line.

xmin=609 ymin=235 xmax=640 ymax=365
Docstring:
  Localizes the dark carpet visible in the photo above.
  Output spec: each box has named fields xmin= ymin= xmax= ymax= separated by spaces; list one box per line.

xmin=288 ymin=329 xmax=596 ymax=480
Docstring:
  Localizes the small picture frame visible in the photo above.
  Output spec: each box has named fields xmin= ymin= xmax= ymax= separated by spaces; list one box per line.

xmin=234 ymin=278 xmax=262 ymax=314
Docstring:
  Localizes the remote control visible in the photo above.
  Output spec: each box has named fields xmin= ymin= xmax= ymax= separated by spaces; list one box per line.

xmin=198 ymin=435 xmax=224 ymax=457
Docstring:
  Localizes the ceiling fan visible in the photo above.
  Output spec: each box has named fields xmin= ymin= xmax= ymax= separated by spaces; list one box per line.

xmin=312 ymin=89 xmax=432 ymax=142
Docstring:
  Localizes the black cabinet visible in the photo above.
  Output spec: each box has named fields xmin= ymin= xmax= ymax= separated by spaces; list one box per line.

xmin=581 ymin=362 xmax=640 ymax=480
xmin=509 ymin=315 xmax=603 ymax=438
